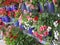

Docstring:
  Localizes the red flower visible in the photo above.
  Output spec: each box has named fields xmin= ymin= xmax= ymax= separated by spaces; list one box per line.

xmin=0 ymin=8 xmax=5 ymax=14
xmin=57 ymin=20 xmax=60 ymax=23
xmin=8 ymin=11 xmax=11 ymax=16
xmin=34 ymin=16 xmax=38 ymax=21
xmin=44 ymin=31 xmax=49 ymax=37
xmin=3 ymin=1 xmax=10 ymax=5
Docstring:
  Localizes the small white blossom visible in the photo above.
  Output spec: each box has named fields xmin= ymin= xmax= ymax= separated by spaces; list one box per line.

xmin=32 ymin=30 xmax=34 ymax=33
xmin=47 ymin=26 xmax=52 ymax=32
xmin=53 ymin=21 xmax=58 ymax=27
xmin=57 ymin=14 xmax=60 ymax=17
xmin=54 ymin=31 xmax=59 ymax=40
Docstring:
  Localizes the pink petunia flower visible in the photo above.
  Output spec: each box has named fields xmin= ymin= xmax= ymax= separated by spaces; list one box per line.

xmin=33 ymin=31 xmax=39 ymax=37
xmin=26 ymin=16 xmax=32 ymax=21
xmin=43 ymin=25 xmax=47 ymax=30
xmin=38 ymin=34 xmax=43 ymax=42
xmin=44 ymin=31 xmax=49 ymax=37
xmin=40 ymin=26 xmax=44 ymax=31
xmin=40 ymin=25 xmax=47 ymax=32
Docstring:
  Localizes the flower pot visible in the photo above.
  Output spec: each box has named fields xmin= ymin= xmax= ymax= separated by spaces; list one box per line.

xmin=2 ymin=16 xmax=11 ymax=22
xmin=28 ymin=27 xmax=35 ymax=34
xmin=5 ymin=6 xmax=11 ymax=11
xmin=20 ymin=24 xmax=25 ymax=30
xmin=10 ymin=5 xmax=16 ymax=11
xmin=37 ymin=2 xmax=43 ymax=13
xmin=50 ymin=2 xmax=55 ymax=13
xmin=21 ymin=3 xmax=27 ymax=11
xmin=14 ymin=21 xmax=19 ymax=27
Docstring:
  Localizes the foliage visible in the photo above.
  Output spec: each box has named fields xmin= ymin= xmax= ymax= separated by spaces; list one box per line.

xmin=5 ymin=27 xmax=41 ymax=45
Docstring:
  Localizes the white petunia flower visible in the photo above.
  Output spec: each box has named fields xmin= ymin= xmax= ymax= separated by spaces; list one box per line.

xmin=57 ymin=14 xmax=60 ymax=17
xmin=54 ymin=31 xmax=59 ymax=40
xmin=32 ymin=30 xmax=34 ymax=33
xmin=47 ymin=26 xmax=52 ymax=32
xmin=53 ymin=21 xmax=58 ymax=27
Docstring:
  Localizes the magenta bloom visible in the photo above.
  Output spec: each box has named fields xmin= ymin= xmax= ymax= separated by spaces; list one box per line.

xmin=38 ymin=34 xmax=43 ymax=42
xmin=40 ymin=25 xmax=47 ymax=32
xmin=33 ymin=31 xmax=39 ymax=37
xmin=44 ymin=31 xmax=49 ymax=37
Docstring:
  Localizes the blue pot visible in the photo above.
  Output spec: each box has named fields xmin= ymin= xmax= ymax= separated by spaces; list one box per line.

xmin=37 ymin=2 xmax=43 ymax=13
xmin=20 ymin=24 xmax=25 ymax=30
xmin=28 ymin=27 xmax=35 ymax=34
xmin=5 ymin=6 xmax=11 ymax=11
xmin=44 ymin=3 xmax=48 ymax=12
xmin=2 ymin=17 xmax=5 ymax=22
xmin=51 ymin=2 xmax=55 ymax=13
xmin=21 ymin=3 xmax=27 ymax=11
xmin=47 ymin=2 xmax=51 ymax=13
xmin=10 ymin=5 xmax=16 ymax=11
xmin=2 ymin=16 xmax=11 ymax=22
xmin=14 ymin=21 xmax=19 ymax=27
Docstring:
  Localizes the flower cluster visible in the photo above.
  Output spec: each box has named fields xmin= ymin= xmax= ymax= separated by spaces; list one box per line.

xmin=39 ymin=25 xmax=47 ymax=32
xmin=32 ymin=25 xmax=52 ymax=42
xmin=33 ymin=31 xmax=43 ymax=42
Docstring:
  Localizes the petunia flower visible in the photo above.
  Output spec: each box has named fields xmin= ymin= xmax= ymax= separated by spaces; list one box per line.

xmin=44 ymin=31 xmax=49 ymax=37
xmin=38 ymin=34 xmax=43 ymax=42
xmin=33 ymin=31 xmax=39 ymax=37
xmin=0 ymin=8 xmax=5 ymax=14
xmin=40 ymin=25 xmax=47 ymax=32
xmin=33 ymin=16 xmax=39 ymax=21
xmin=40 ymin=26 xmax=44 ymax=31
xmin=43 ymin=25 xmax=47 ymax=30
xmin=57 ymin=14 xmax=60 ymax=17
xmin=54 ymin=31 xmax=59 ymax=40
xmin=26 ymin=16 xmax=32 ymax=21
xmin=7 ymin=11 xmax=11 ymax=16
xmin=53 ymin=21 xmax=58 ymax=27
xmin=47 ymin=26 xmax=52 ymax=32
